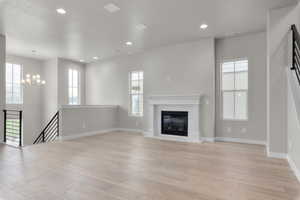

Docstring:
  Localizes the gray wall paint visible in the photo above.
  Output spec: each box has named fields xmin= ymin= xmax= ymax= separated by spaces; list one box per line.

xmin=0 ymin=35 xmax=5 ymax=143
xmin=215 ymin=32 xmax=267 ymax=142
xmin=60 ymin=106 xmax=117 ymax=138
xmin=57 ymin=58 xmax=86 ymax=106
xmin=42 ymin=58 xmax=58 ymax=126
xmin=6 ymin=55 xmax=44 ymax=145
xmin=86 ymin=39 xmax=215 ymax=138
xmin=287 ymin=69 xmax=300 ymax=177
xmin=42 ymin=58 xmax=86 ymax=127
xmin=267 ymin=3 xmax=300 ymax=154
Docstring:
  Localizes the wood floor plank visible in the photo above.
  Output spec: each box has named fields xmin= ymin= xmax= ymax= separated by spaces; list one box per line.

xmin=0 ymin=131 xmax=299 ymax=200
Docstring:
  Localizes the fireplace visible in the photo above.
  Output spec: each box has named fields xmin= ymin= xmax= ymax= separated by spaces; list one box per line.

xmin=161 ymin=111 xmax=188 ymax=136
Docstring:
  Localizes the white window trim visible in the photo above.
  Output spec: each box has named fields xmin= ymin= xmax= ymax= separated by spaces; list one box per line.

xmin=68 ymin=68 xmax=80 ymax=105
xmin=220 ymin=58 xmax=249 ymax=121
xmin=6 ymin=63 xmax=23 ymax=105
xmin=129 ymin=71 xmax=144 ymax=117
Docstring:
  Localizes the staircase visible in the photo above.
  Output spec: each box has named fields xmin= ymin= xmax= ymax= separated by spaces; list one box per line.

xmin=291 ymin=24 xmax=300 ymax=82
xmin=33 ymin=111 xmax=59 ymax=144
xmin=3 ymin=110 xmax=22 ymax=147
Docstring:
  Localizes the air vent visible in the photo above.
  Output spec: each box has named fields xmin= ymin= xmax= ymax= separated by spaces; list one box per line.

xmin=104 ymin=3 xmax=120 ymax=13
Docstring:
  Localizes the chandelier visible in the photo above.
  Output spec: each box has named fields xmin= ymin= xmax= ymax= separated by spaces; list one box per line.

xmin=21 ymin=74 xmax=46 ymax=85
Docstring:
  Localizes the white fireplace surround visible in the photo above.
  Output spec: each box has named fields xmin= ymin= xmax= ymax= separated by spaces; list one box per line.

xmin=144 ymin=95 xmax=203 ymax=143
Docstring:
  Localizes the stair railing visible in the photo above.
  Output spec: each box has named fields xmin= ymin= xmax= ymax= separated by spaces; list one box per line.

xmin=291 ymin=24 xmax=300 ymax=84
xmin=3 ymin=110 xmax=23 ymax=147
xmin=33 ymin=111 xmax=59 ymax=144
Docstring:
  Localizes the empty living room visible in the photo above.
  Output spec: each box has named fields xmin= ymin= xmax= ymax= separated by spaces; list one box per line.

xmin=1 ymin=0 xmax=300 ymax=199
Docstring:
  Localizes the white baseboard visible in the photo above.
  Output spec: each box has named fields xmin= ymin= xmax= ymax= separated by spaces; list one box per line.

xmin=202 ymin=137 xmax=215 ymax=142
xmin=287 ymin=155 xmax=300 ymax=183
xmin=215 ymin=137 xmax=267 ymax=146
xmin=60 ymin=128 xmax=143 ymax=141
xmin=60 ymin=129 xmax=119 ymax=141
xmin=117 ymin=128 xmax=143 ymax=133
xmin=267 ymin=151 xmax=287 ymax=159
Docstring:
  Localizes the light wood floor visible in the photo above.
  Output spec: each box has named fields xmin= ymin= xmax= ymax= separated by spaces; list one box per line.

xmin=0 ymin=132 xmax=299 ymax=200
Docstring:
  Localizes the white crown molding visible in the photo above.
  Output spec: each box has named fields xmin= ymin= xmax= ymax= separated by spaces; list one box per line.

xmin=147 ymin=94 xmax=203 ymax=105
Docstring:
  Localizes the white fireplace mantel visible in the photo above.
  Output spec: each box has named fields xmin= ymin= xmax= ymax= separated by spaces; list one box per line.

xmin=145 ymin=94 xmax=203 ymax=143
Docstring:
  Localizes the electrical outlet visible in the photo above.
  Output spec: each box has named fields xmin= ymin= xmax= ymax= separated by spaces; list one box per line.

xmin=241 ymin=128 xmax=247 ymax=134
xmin=82 ymin=121 xmax=86 ymax=129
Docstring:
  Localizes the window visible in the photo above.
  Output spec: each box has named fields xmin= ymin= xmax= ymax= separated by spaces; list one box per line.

xmin=6 ymin=63 xmax=23 ymax=104
xmin=129 ymin=71 xmax=143 ymax=116
xmin=68 ymin=69 xmax=80 ymax=105
xmin=221 ymin=59 xmax=248 ymax=120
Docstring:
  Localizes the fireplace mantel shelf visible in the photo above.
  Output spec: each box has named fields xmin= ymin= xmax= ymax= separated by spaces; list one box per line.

xmin=147 ymin=94 xmax=202 ymax=105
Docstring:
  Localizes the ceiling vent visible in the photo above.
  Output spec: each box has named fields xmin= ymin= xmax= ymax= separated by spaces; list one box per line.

xmin=104 ymin=3 xmax=120 ymax=13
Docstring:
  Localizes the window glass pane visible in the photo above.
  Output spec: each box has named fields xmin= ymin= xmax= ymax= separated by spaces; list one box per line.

xmin=131 ymin=95 xmax=139 ymax=114
xmin=235 ymin=71 xmax=248 ymax=90
xmin=222 ymin=73 xmax=234 ymax=90
xmin=235 ymin=91 xmax=248 ymax=120
xmin=68 ymin=88 xmax=73 ymax=104
xmin=222 ymin=62 xmax=234 ymax=73
xmin=131 ymin=80 xmax=140 ymax=94
xmin=68 ymin=69 xmax=73 ymax=87
xmin=73 ymin=70 xmax=78 ymax=87
xmin=139 ymin=72 xmax=144 ymax=80
xmin=235 ymin=60 xmax=248 ymax=72
xmin=138 ymin=95 xmax=143 ymax=115
xmin=223 ymin=91 xmax=234 ymax=119
xmin=72 ymin=88 xmax=78 ymax=98
xmin=6 ymin=63 xmax=12 ymax=83
xmin=131 ymin=72 xmax=139 ymax=81
xmin=6 ymin=63 xmax=22 ymax=104
xmin=13 ymin=64 xmax=21 ymax=83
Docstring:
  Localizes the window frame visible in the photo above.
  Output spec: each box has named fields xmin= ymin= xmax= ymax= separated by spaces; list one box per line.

xmin=68 ymin=68 xmax=80 ymax=105
xmin=129 ymin=71 xmax=144 ymax=117
xmin=220 ymin=58 xmax=249 ymax=121
xmin=6 ymin=63 xmax=23 ymax=105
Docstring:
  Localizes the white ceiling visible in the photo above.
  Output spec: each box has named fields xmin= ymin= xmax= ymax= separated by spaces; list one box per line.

xmin=0 ymin=0 xmax=297 ymax=62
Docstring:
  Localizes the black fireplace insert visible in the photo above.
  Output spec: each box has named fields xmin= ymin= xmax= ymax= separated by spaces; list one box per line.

xmin=161 ymin=111 xmax=188 ymax=136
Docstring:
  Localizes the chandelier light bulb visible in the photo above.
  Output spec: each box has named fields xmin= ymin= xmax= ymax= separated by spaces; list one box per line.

xmin=22 ymin=73 xmax=46 ymax=86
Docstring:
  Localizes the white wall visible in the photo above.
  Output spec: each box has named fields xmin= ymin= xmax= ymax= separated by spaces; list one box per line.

xmin=86 ymin=39 xmax=215 ymax=138
xmin=215 ymin=32 xmax=267 ymax=143
xmin=42 ymin=58 xmax=58 ymax=126
xmin=57 ymin=58 xmax=86 ymax=106
xmin=60 ymin=105 xmax=118 ymax=139
xmin=0 ymin=35 xmax=5 ymax=143
xmin=267 ymin=2 xmax=300 ymax=154
xmin=287 ymin=69 xmax=300 ymax=181
xmin=6 ymin=55 xmax=44 ymax=145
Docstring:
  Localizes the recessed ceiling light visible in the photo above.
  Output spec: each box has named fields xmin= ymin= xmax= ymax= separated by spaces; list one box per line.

xmin=104 ymin=3 xmax=120 ymax=13
xmin=93 ymin=56 xmax=99 ymax=60
xmin=80 ymin=59 xmax=85 ymax=62
xmin=126 ymin=41 xmax=133 ymax=46
xmin=136 ymin=24 xmax=147 ymax=31
xmin=56 ymin=8 xmax=67 ymax=15
xmin=200 ymin=24 xmax=208 ymax=30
